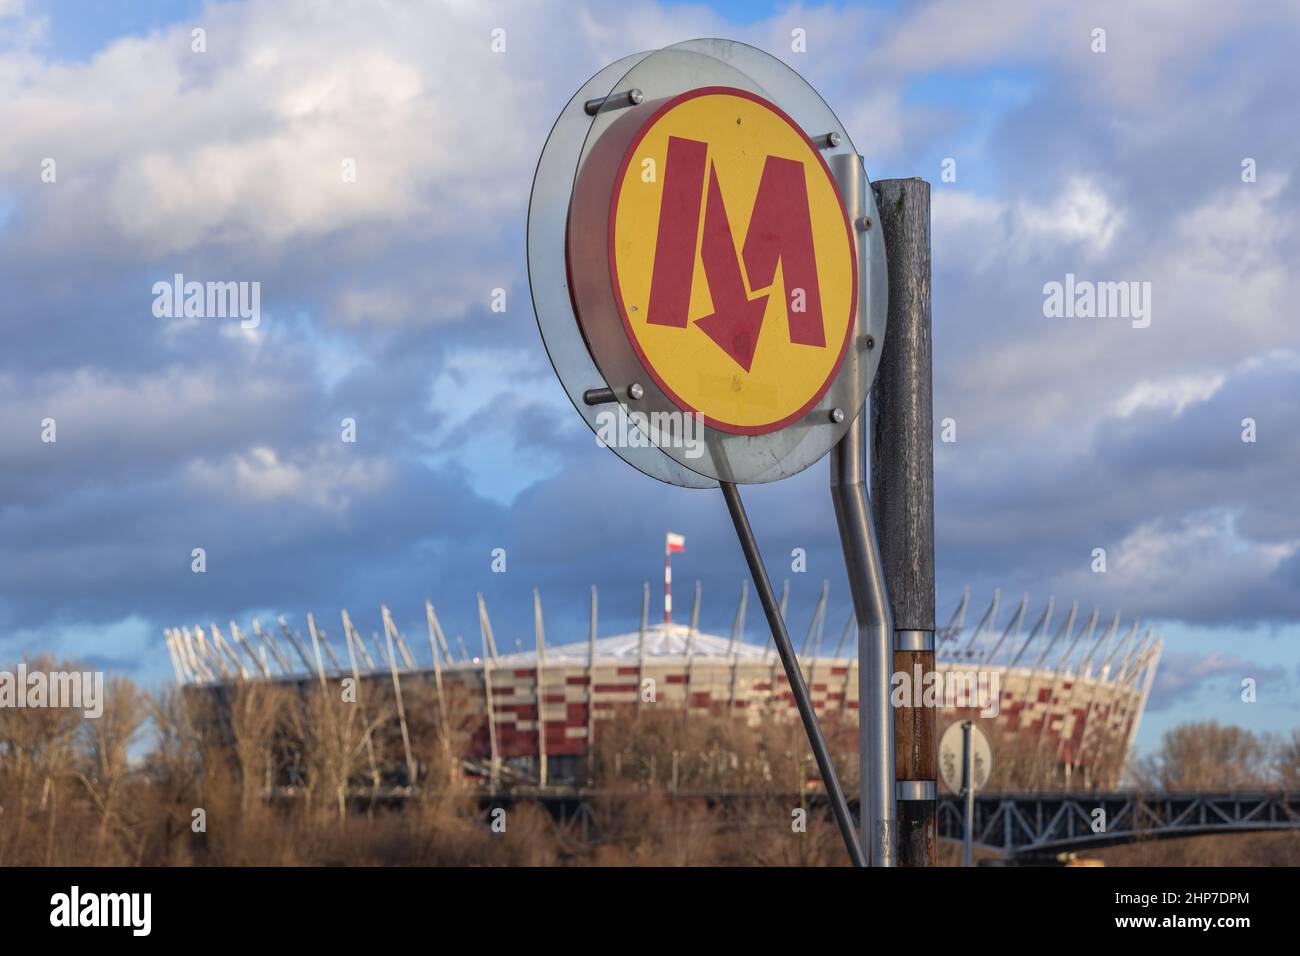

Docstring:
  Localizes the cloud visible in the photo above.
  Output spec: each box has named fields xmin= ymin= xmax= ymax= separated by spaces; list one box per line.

xmin=0 ymin=0 xmax=1296 ymax=716
xmin=1147 ymin=649 xmax=1288 ymax=712
xmin=183 ymin=445 xmax=394 ymax=510
xmin=1111 ymin=372 xmax=1226 ymax=419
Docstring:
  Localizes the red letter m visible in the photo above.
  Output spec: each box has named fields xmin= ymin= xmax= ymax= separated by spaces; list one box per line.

xmin=644 ymin=136 xmax=826 ymax=372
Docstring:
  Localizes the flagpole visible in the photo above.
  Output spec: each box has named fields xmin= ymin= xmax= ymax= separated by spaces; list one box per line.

xmin=664 ymin=532 xmax=685 ymax=625
xmin=665 ymin=536 xmax=672 ymax=624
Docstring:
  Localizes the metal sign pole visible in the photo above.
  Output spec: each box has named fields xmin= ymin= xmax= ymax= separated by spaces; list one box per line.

xmin=529 ymin=39 xmax=893 ymax=870
xmin=962 ymin=720 xmax=974 ymax=867
xmin=830 ymin=409 xmax=896 ymax=866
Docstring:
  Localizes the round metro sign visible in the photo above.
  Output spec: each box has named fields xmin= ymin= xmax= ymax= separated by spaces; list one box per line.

xmin=608 ymin=87 xmax=857 ymax=435
xmin=532 ymin=39 xmax=887 ymax=485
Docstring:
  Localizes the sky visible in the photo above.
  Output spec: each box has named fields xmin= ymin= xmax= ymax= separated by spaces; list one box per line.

xmin=1 ymin=0 xmax=1297 ymax=757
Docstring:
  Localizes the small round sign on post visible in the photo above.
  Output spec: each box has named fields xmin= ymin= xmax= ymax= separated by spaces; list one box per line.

xmin=940 ymin=720 xmax=993 ymax=867
xmin=939 ymin=720 xmax=992 ymax=794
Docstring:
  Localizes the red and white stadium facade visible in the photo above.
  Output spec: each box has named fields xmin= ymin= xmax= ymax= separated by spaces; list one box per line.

xmin=166 ymin=576 xmax=1161 ymax=790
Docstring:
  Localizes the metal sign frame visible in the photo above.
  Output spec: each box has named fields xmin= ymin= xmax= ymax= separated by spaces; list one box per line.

xmin=531 ymin=39 xmax=887 ymax=487
xmin=529 ymin=38 xmax=904 ymax=867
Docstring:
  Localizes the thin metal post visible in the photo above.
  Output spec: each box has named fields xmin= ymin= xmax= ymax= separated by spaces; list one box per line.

xmin=426 ymin=600 xmax=454 ymax=662
xmin=170 ymin=629 xmax=196 ymax=684
xmin=177 ymin=626 xmax=203 ymax=681
xmin=1056 ymin=612 xmax=1118 ymax=767
xmin=938 ymin=587 xmax=970 ymax=651
xmin=1007 ymin=598 xmax=1054 ymax=671
xmin=1035 ymin=607 xmax=1096 ymax=781
xmin=370 ymin=631 xmax=389 ymax=669
xmin=339 ymin=612 xmax=372 ymax=671
xmin=962 ymin=720 xmax=974 ymax=867
xmin=720 ymin=481 xmax=866 ymax=867
xmin=726 ymin=580 xmax=748 ymax=656
xmin=424 ymin=601 xmax=453 ymax=782
xmin=278 ymin=616 xmax=317 ymax=673
xmin=636 ymin=582 xmax=649 ymax=712
xmin=1124 ymin=639 xmax=1162 ymax=772
xmin=534 ymin=589 xmax=548 ymax=787
xmin=306 ymin=613 xmax=328 ymax=691
xmin=480 ymin=627 xmax=499 ymax=790
xmin=1072 ymin=618 xmax=1139 ymax=778
xmin=961 ymin=591 xmax=999 ymax=662
xmin=1013 ymin=599 xmax=1069 ymax=733
xmin=394 ymin=633 xmax=417 ymax=670
xmin=164 ymin=629 xmax=185 ymax=685
xmin=830 ymin=410 xmax=896 ymax=867
xmin=727 ymin=580 xmax=748 ymax=715
xmin=834 ymin=613 xmax=855 ymax=724
xmin=340 ymin=608 xmax=381 ymax=797
xmin=683 ymin=581 xmax=701 ymax=719
xmin=317 ymin=628 xmax=342 ymax=672
xmin=382 ymin=606 xmax=417 ymax=788
xmin=1090 ymin=630 xmax=1153 ymax=786
xmin=215 ymin=624 xmax=248 ymax=678
xmin=477 ymin=594 xmax=499 ymax=663
xmin=805 ymin=580 xmax=829 ymax=690
xmin=252 ymin=619 xmax=291 ymax=675
xmin=979 ymin=593 xmax=1028 ymax=667
xmin=587 ymin=586 xmax=598 ymax=784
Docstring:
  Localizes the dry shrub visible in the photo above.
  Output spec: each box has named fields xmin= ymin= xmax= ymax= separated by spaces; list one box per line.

xmin=2 ymin=659 xmax=1298 ymax=866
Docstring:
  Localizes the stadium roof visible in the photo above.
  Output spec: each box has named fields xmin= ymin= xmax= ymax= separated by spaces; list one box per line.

xmin=496 ymin=622 xmax=787 ymax=664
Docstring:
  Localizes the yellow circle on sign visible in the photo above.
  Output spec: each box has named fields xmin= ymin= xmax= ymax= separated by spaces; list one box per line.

xmin=609 ymin=87 xmax=856 ymax=435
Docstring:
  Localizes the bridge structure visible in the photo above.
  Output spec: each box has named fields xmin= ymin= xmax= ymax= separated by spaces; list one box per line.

xmin=451 ymin=785 xmax=1300 ymax=862
xmin=937 ymin=790 xmax=1300 ymax=861
xmin=265 ymin=776 xmax=1300 ymax=862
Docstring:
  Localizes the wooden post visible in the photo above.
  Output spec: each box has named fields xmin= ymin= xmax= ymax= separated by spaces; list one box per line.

xmin=870 ymin=177 xmax=936 ymax=867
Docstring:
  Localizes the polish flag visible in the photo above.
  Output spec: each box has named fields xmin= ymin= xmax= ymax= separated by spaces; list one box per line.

xmin=666 ymin=532 xmax=686 ymax=553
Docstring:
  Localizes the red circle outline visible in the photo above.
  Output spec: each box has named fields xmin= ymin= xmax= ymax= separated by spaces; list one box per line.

xmin=607 ymin=86 xmax=858 ymax=436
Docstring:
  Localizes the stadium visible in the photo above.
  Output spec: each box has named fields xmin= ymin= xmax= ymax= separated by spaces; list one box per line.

xmin=165 ymin=578 xmax=1162 ymax=794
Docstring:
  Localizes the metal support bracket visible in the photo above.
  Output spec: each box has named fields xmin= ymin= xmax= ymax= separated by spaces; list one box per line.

xmin=830 ymin=407 xmax=898 ymax=866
